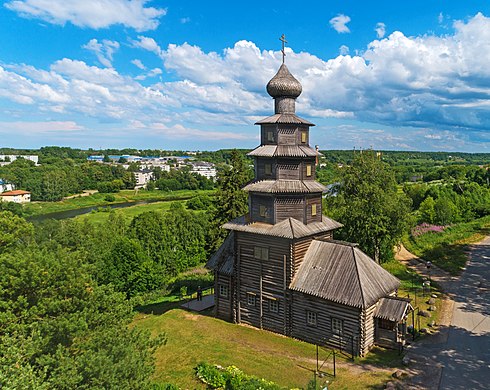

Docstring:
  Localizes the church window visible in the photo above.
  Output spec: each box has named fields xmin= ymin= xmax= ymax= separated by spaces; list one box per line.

xmin=254 ymin=246 xmax=269 ymax=261
xmin=306 ymin=164 xmax=312 ymax=177
xmin=269 ymin=299 xmax=279 ymax=313
xmin=306 ymin=310 xmax=317 ymax=326
xmin=311 ymin=204 xmax=317 ymax=216
xmin=219 ymin=284 xmax=228 ymax=298
xmin=265 ymin=163 xmax=272 ymax=175
xmin=267 ymin=131 xmax=274 ymax=142
xmin=247 ymin=292 xmax=256 ymax=306
xmin=301 ymin=131 xmax=307 ymax=143
xmin=332 ymin=317 xmax=343 ymax=335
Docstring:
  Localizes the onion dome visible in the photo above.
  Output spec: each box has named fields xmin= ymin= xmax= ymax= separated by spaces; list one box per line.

xmin=266 ymin=64 xmax=302 ymax=98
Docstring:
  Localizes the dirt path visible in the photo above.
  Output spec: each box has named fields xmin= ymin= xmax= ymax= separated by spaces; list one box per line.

xmin=62 ymin=190 xmax=97 ymax=200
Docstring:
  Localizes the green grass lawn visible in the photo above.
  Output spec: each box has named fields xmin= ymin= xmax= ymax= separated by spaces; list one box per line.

xmin=133 ymin=308 xmax=395 ymax=389
xmin=403 ymin=215 xmax=490 ymax=275
xmin=382 ymin=259 xmax=443 ymax=332
xmin=75 ymin=200 xmax=183 ymax=224
xmin=23 ymin=189 xmax=215 ymax=216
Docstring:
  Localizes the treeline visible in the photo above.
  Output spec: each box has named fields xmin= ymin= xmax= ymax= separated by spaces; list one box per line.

xmin=403 ymin=181 xmax=490 ymax=225
xmin=150 ymin=168 xmax=215 ymax=192
xmin=37 ymin=204 xmax=211 ymax=297
xmin=0 ymin=158 xmax=135 ymax=201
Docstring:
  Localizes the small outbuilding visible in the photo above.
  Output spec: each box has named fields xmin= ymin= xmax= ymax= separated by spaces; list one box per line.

xmin=0 ymin=190 xmax=31 ymax=203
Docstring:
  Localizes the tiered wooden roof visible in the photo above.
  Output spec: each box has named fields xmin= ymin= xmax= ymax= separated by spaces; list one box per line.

xmin=243 ymin=180 xmax=326 ymax=194
xmin=223 ymin=216 xmax=342 ymax=239
xmin=289 ymin=240 xmax=400 ymax=308
xmin=255 ymin=113 xmax=314 ymax=125
xmin=248 ymin=145 xmax=318 ymax=157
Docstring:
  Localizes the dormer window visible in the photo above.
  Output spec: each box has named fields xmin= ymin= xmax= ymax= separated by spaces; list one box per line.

xmin=265 ymin=163 xmax=272 ymax=175
xmin=306 ymin=164 xmax=312 ymax=177
xmin=312 ymin=204 xmax=317 ymax=216
xmin=301 ymin=131 xmax=307 ymax=143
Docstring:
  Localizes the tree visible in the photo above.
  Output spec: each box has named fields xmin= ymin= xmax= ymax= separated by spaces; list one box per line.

xmin=210 ymin=150 xmax=252 ymax=251
xmin=0 ymin=246 xmax=163 ymax=389
xmin=418 ymin=196 xmax=436 ymax=223
xmin=0 ymin=211 xmax=33 ymax=253
xmin=326 ymin=150 xmax=411 ymax=263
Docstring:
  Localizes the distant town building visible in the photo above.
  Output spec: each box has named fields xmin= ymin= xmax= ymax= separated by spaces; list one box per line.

xmin=0 ymin=179 xmax=14 ymax=193
xmin=190 ymin=161 xmax=217 ymax=180
xmin=0 ymin=190 xmax=31 ymax=203
xmin=134 ymin=169 xmax=154 ymax=188
xmin=0 ymin=155 xmax=39 ymax=166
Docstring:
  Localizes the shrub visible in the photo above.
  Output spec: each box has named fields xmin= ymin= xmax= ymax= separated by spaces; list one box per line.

xmin=104 ymin=194 xmax=116 ymax=202
xmin=195 ymin=363 xmax=282 ymax=390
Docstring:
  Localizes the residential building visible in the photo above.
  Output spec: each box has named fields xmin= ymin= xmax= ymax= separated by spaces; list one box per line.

xmin=0 ymin=190 xmax=31 ymax=203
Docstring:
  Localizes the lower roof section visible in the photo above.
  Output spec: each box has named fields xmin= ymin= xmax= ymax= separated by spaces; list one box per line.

xmin=223 ymin=215 xmax=342 ymax=239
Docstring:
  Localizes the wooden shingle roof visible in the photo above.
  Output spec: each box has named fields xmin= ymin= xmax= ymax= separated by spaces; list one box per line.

xmin=243 ymin=180 xmax=326 ymax=194
xmin=374 ymin=297 xmax=413 ymax=322
xmin=206 ymin=232 xmax=234 ymax=275
xmin=290 ymin=240 xmax=400 ymax=308
xmin=248 ymin=145 xmax=318 ymax=158
xmin=255 ymin=113 xmax=314 ymax=126
xmin=223 ymin=216 xmax=342 ymax=239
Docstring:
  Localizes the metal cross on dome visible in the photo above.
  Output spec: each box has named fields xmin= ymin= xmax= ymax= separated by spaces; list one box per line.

xmin=279 ymin=34 xmax=287 ymax=63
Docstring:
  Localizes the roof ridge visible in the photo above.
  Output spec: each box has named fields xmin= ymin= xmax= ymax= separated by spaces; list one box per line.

xmin=288 ymin=217 xmax=296 ymax=239
xmin=352 ymin=246 xmax=366 ymax=308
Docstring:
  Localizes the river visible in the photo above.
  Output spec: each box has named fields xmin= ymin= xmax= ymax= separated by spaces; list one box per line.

xmin=27 ymin=199 xmax=161 ymax=223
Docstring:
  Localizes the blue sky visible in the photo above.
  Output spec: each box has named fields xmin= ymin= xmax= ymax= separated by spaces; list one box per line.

xmin=1 ymin=1 xmax=490 ymax=151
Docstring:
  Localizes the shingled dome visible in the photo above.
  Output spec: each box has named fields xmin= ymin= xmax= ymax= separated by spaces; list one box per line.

xmin=266 ymin=64 xmax=302 ymax=98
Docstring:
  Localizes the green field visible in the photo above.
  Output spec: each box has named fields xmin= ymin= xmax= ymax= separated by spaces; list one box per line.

xmin=403 ymin=215 xmax=490 ymax=275
xmin=23 ymin=189 xmax=214 ymax=216
xmin=134 ymin=308 xmax=395 ymax=390
xmin=75 ymin=200 xmax=189 ymax=224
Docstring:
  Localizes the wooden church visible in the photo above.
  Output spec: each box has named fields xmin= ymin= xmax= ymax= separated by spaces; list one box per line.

xmin=207 ymin=58 xmax=411 ymax=356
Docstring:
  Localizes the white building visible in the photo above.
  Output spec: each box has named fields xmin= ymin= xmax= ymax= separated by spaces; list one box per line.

xmin=0 ymin=190 xmax=31 ymax=203
xmin=0 ymin=179 xmax=14 ymax=193
xmin=134 ymin=169 xmax=154 ymax=188
xmin=0 ymin=155 xmax=39 ymax=166
xmin=190 ymin=161 xmax=217 ymax=180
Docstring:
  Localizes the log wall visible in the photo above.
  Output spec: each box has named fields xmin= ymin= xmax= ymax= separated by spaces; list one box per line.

xmin=235 ymin=232 xmax=292 ymax=335
xmin=290 ymin=291 xmax=362 ymax=355
xmin=214 ymin=273 xmax=234 ymax=322
xmin=250 ymin=194 xmax=274 ymax=224
xmin=275 ymin=196 xmax=304 ymax=223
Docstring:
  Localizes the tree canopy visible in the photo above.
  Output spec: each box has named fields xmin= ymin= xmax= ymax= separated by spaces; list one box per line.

xmin=326 ymin=150 xmax=411 ymax=262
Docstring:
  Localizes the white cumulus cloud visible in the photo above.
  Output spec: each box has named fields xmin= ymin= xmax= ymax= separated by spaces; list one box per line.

xmin=329 ymin=14 xmax=351 ymax=33
xmin=375 ymin=22 xmax=386 ymax=38
xmin=83 ymin=39 xmax=119 ymax=68
xmin=4 ymin=0 xmax=166 ymax=31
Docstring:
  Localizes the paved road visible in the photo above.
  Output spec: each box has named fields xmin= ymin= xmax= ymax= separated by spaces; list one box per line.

xmin=438 ymin=236 xmax=490 ymax=390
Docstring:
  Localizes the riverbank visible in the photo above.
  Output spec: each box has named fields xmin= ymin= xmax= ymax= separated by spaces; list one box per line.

xmin=23 ymin=189 xmax=215 ymax=218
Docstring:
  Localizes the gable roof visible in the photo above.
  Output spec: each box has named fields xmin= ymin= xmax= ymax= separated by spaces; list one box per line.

xmin=374 ymin=297 xmax=413 ymax=322
xmin=290 ymin=240 xmax=400 ymax=308
xmin=0 ymin=190 xmax=30 ymax=196
xmin=206 ymin=231 xmax=234 ymax=275
xmin=223 ymin=216 xmax=342 ymax=239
